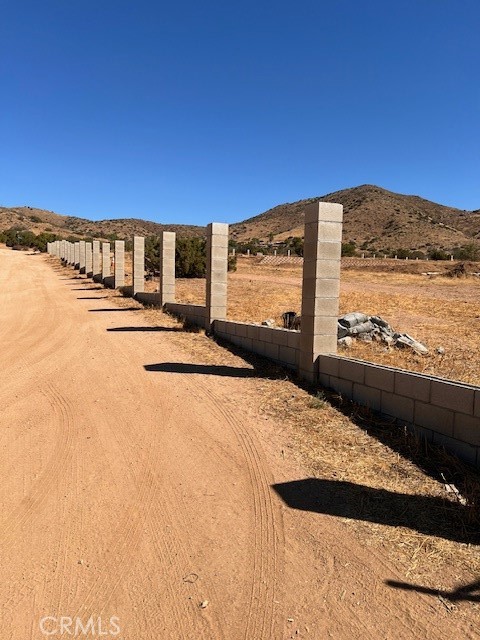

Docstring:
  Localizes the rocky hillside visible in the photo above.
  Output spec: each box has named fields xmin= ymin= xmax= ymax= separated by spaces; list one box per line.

xmin=0 ymin=206 xmax=204 ymax=240
xmin=230 ymin=185 xmax=480 ymax=252
xmin=2 ymin=185 xmax=479 ymax=252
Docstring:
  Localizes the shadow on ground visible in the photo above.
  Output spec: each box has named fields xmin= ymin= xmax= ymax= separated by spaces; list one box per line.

xmin=386 ymin=578 xmax=480 ymax=603
xmin=273 ymin=477 xmax=480 ymax=545
xmin=213 ymin=331 xmax=480 ymax=526
xmin=144 ymin=362 xmax=257 ymax=377
xmin=108 ymin=326 xmax=183 ymax=333
xmin=89 ymin=307 xmax=140 ymax=312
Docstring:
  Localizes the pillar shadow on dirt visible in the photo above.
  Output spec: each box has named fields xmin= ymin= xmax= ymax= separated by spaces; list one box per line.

xmin=144 ymin=363 xmax=260 ymax=377
xmin=88 ymin=307 xmax=141 ymax=312
xmin=272 ymin=478 xmax=480 ymax=545
xmin=144 ymin=336 xmax=297 ymax=380
xmin=71 ymin=286 xmax=105 ymax=291
xmin=385 ymin=578 xmax=480 ymax=603
xmin=316 ymin=387 xmax=480 ymax=507
xmin=108 ymin=326 xmax=183 ymax=333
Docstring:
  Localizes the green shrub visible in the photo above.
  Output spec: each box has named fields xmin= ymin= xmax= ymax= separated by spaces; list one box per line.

xmin=341 ymin=242 xmax=356 ymax=257
xmin=453 ymin=243 xmax=480 ymax=261
xmin=228 ymin=255 xmax=237 ymax=272
xmin=176 ymin=237 xmax=206 ymax=277
xmin=428 ymin=248 xmax=450 ymax=261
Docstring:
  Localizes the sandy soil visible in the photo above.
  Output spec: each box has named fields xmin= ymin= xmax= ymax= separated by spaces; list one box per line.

xmin=0 ymin=247 xmax=478 ymax=639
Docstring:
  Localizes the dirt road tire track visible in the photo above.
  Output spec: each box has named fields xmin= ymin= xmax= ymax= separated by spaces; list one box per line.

xmin=1 ymin=248 xmax=479 ymax=640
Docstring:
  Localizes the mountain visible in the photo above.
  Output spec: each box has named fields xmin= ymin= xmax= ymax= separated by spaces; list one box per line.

xmin=0 ymin=206 xmax=204 ymax=239
xmin=1 ymin=185 xmax=479 ymax=252
xmin=230 ymin=185 xmax=480 ymax=252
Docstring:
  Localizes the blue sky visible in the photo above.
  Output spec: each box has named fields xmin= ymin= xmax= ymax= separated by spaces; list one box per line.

xmin=1 ymin=1 xmax=479 ymax=225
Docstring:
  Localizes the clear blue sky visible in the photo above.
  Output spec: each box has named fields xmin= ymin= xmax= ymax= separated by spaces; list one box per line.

xmin=1 ymin=1 xmax=479 ymax=225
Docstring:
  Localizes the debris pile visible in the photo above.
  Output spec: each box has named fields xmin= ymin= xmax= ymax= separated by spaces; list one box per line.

xmin=279 ymin=310 xmax=429 ymax=355
xmin=338 ymin=312 xmax=429 ymax=354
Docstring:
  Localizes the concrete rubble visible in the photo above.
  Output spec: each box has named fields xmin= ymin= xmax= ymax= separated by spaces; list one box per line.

xmin=337 ymin=312 xmax=429 ymax=354
xmin=280 ymin=310 xmax=429 ymax=355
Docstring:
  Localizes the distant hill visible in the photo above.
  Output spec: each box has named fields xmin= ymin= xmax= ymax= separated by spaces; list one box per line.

xmin=0 ymin=206 xmax=204 ymax=240
xmin=230 ymin=185 xmax=480 ymax=252
xmin=1 ymin=185 xmax=479 ymax=252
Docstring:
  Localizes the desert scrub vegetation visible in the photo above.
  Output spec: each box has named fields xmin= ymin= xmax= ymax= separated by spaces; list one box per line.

xmin=172 ymin=260 xmax=480 ymax=386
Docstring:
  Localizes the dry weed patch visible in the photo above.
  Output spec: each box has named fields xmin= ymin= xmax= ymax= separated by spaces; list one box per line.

xmin=169 ymin=261 xmax=480 ymax=385
xmin=92 ymin=276 xmax=480 ymax=610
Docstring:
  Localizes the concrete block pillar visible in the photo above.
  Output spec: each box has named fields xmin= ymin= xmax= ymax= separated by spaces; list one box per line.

xmin=68 ymin=242 xmax=74 ymax=266
xmin=85 ymin=242 xmax=93 ymax=277
xmin=299 ymin=202 xmax=343 ymax=383
xmin=159 ymin=231 xmax=175 ymax=304
xmin=74 ymin=242 xmax=80 ymax=270
xmin=114 ymin=240 xmax=125 ymax=288
xmin=92 ymin=241 xmax=101 ymax=279
xmin=102 ymin=242 xmax=111 ymax=280
xmin=206 ymin=223 xmax=229 ymax=327
xmin=133 ymin=236 xmax=145 ymax=295
xmin=79 ymin=241 xmax=86 ymax=274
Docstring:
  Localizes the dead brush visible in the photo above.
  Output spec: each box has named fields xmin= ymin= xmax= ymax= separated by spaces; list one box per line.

xmin=102 ymin=286 xmax=480 ymax=589
xmin=182 ymin=317 xmax=202 ymax=333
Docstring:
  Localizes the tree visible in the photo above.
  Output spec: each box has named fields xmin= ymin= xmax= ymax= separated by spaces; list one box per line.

xmin=428 ymin=248 xmax=449 ymax=261
xmin=454 ymin=243 xmax=480 ymax=261
xmin=341 ymin=242 xmax=356 ymax=257
xmin=175 ymin=237 xmax=206 ymax=277
xmin=288 ymin=237 xmax=304 ymax=256
xmin=144 ymin=234 xmax=237 ymax=278
xmin=144 ymin=236 xmax=160 ymax=275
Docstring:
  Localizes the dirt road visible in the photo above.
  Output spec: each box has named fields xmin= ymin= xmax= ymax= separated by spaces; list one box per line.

xmin=0 ymin=247 xmax=477 ymax=639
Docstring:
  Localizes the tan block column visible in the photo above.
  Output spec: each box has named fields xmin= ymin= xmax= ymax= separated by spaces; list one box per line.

xmin=69 ymin=242 xmax=74 ymax=266
xmin=299 ymin=202 xmax=343 ymax=382
xmin=85 ymin=242 xmax=93 ymax=277
xmin=206 ymin=223 xmax=229 ymax=327
xmin=102 ymin=242 xmax=111 ymax=280
xmin=74 ymin=242 xmax=80 ymax=269
xmin=159 ymin=231 xmax=175 ymax=304
xmin=79 ymin=241 xmax=86 ymax=274
xmin=114 ymin=240 xmax=125 ymax=288
xmin=133 ymin=236 xmax=145 ymax=295
xmin=92 ymin=241 xmax=101 ymax=278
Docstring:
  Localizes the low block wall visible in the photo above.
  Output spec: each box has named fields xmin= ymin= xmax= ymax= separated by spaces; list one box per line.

xmin=213 ymin=320 xmax=300 ymax=370
xmin=102 ymin=276 xmax=115 ymax=289
xmin=135 ymin=292 xmax=163 ymax=307
xmin=164 ymin=302 xmax=207 ymax=329
xmin=162 ymin=301 xmax=300 ymax=370
xmin=318 ymin=354 xmax=480 ymax=468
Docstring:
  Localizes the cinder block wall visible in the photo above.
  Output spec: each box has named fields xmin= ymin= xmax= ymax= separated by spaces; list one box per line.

xmin=165 ymin=302 xmax=207 ymax=329
xmin=162 ymin=306 xmax=301 ymax=369
xmin=213 ymin=320 xmax=300 ymax=369
xmin=318 ymin=354 xmax=480 ymax=468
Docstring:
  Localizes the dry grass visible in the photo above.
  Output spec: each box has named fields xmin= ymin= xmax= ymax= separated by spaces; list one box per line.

xmin=67 ymin=266 xmax=480 ymax=619
xmin=168 ymin=259 xmax=480 ymax=386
